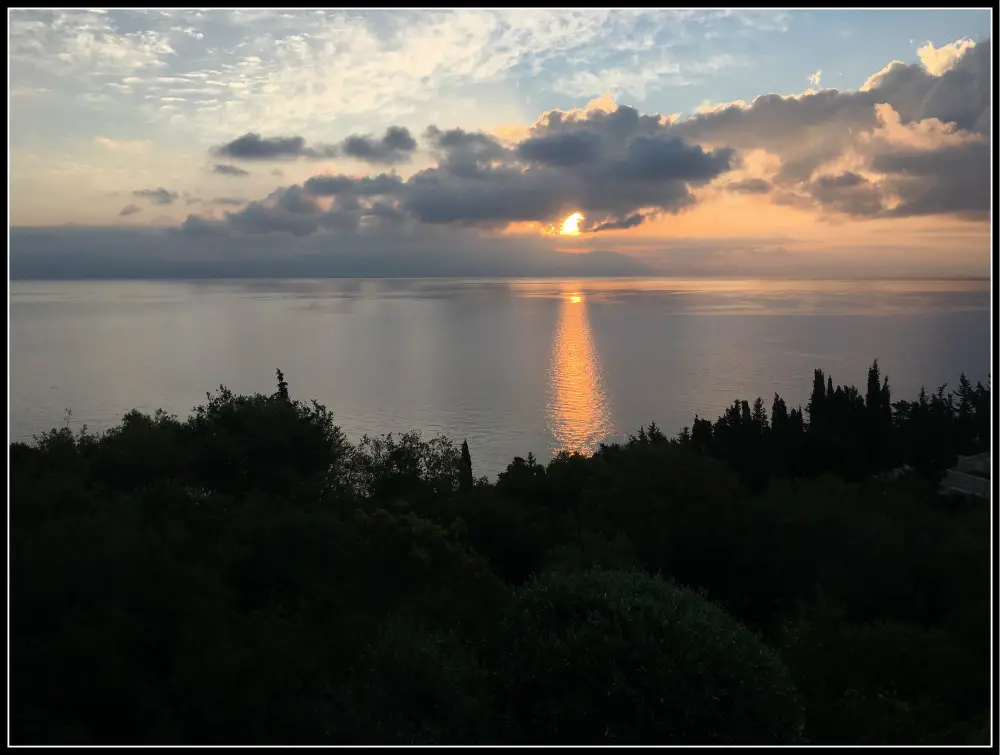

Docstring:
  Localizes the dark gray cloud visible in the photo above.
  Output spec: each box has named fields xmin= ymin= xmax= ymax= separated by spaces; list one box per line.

xmin=217 ymin=185 xmax=365 ymax=237
xmin=728 ymin=178 xmax=772 ymax=194
xmin=303 ymin=173 xmax=404 ymax=197
xmin=192 ymin=105 xmax=735 ymax=237
xmin=117 ymin=204 xmax=142 ymax=217
xmin=213 ymin=128 xmax=417 ymax=165
xmin=806 ymin=172 xmax=886 ymax=217
xmin=341 ymin=126 xmax=417 ymax=165
xmin=592 ymin=213 xmax=647 ymax=232
xmin=179 ymin=215 xmax=229 ymax=237
xmin=133 ymin=187 xmax=179 ymax=205
xmin=211 ymin=197 xmax=247 ymax=206
xmin=873 ymin=140 xmax=990 ymax=220
xmin=424 ymin=126 xmax=512 ymax=177
xmin=610 ymin=136 xmax=734 ymax=182
xmin=516 ymin=132 xmax=603 ymax=166
xmin=213 ymin=163 xmax=251 ymax=177
xmin=212 ymin=133 xmax=339 ymax=161
xmin=411 ymin=106 xmax=733 ymax=230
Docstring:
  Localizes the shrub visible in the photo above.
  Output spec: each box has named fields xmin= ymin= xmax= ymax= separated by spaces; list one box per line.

xmin=778 ymin=607 xmax=990 ymax=745
xmin=485 ymin=568 xmax=805 ymax=745
xmin=330 ymin=622 xmax=499 ymax=744
xmin=541 ymin=531 xmax=640 ymax=574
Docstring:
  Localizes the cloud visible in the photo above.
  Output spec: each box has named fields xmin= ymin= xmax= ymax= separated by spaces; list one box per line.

xmin=223 ymin=38 xmax=982 ymax=234
xmin=516 ymin=132 xmax=603 ymax=167
xmin=211 ymin=197 xmax=247 ymax=206
xmin=808 ymin=69 xmax=822 ymax=87
xmin=341 ymin=126 xmax=418 ymax=164
xmin=917 ymin=38 xmax=976 ymax=76
xmin=213 ymin=126 xmax=419 ymax=165
xmin=211 ymin=132 xmax=338 ymax=161
xmin=302 ymin=174 xmax=405 ymax=196
xmin=6 ymin=9 xmax=792 ymax=140
xmin=94 ymin=136 xmax=151 ymax=153
xmin=872 ymin=140 xmax=989 ymax=220
xmin=806 ymin=172 xmax=886 ymax=217
xmin=117 ymin=204 xmax=142 ymax=217
xmin=133 ymin=187 xmax=180 ymax=205
xmin=592 ymin=213 xmax=647 ymax=232
xmin=212 ymin=163 xmax=251 ymax=177
xmin=10 ymin=10 xmax=176 ymax=78
xmin=674 ymin=39 xmax=989 ymax=220
xmin=188 ymin=104 xmax=736 ymax=237
xmin=186 ymin=36 xmax=989 ymax=239
xmin=727 ymin=178 xmax=772 ymax=194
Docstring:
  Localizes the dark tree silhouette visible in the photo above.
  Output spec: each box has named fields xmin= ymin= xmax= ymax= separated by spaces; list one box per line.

xmin=460 ymin=439 xmax=474 ymax=495
xmin=8 ymin=364 xmax=990 ymax=746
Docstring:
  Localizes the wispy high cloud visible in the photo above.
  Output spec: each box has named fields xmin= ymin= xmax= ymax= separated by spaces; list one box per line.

xmin=9 ymin=9 xmax=791 ymax=141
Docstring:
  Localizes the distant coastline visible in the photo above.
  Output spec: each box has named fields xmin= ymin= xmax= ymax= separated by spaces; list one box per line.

xmin=9 ymin=274 xmax=991 ymax=282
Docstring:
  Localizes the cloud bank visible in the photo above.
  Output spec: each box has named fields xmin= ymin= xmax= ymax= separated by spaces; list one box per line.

xmin=191 ymin=105 xmax=737 ymax=238
xmin=181 ymin=38 xmax=989 ymax=243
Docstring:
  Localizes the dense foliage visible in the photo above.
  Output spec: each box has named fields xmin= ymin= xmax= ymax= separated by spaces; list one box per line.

xmin=9 ymin=363 xmax=991 ymax=745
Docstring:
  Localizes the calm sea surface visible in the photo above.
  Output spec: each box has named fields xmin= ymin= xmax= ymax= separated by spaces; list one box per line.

xmin=9 ymin=278 xmax=991 ymax=478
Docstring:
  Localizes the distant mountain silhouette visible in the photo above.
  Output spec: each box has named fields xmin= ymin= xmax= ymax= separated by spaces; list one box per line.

xmin=9 ymin=227 xmax=652 ymax=279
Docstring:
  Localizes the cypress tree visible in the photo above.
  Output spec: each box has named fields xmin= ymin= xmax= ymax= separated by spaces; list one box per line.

xmin=459 ymin=439 xmax=473 ymax=495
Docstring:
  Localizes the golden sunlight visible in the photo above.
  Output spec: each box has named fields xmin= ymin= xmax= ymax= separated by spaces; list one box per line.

xmin=561 ymin=212 xmax=584 ymax=235
xmin=546 ymin=290 xmax=614 ymax=456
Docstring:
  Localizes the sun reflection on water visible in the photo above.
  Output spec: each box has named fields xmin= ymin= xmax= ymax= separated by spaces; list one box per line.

xmin=546 ymin=290 xmax=614 ymax=457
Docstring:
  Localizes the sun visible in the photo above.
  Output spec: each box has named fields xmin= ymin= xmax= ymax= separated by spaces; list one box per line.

xmin=560 ymin=212 xmax=584 ymax=235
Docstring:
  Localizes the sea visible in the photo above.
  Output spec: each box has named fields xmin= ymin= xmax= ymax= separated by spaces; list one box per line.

xmin=9 ymin=277 xmax=991 ymax=479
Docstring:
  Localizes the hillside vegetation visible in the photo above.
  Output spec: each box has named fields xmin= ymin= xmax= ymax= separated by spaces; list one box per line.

xmin=9 ymin=363 xmax=991 ymax=745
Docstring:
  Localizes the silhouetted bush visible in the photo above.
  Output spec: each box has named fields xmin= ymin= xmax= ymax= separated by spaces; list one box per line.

xmin=330 ymin=621 xmax=499 ymax=745
xmin=778 ymin=604 xmax=990 ymax=744
xmin=9 ymin=365 xmax=990 ymax=745
xmin=541 ymin=530 xmax=640 ymax=574
xmin=485 ymin=568 xmax=805 ymax=745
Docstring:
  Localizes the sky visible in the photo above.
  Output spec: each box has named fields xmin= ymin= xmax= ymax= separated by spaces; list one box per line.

xmin=8 ymin=8 xmax=993 ymax=279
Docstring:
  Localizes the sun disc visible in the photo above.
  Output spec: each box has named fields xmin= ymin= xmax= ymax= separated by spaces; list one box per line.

xmin=561 ymin=212 xmax=584 ymax=235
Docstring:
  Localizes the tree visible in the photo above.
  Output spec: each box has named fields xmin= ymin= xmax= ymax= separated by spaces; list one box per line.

xmin=459 ymin=440 xmax=473 ymax=495
xmin=751 ymin=397 xmax=769 ymax=434
xmin=691 ymin=415 xmax=713 ymax=455
xmin=275 ymin=368 xmax=289 ymax=401
xmin=771 ymin=394 xmax=789 ymax=429
xmin=807 ymin=369 xmax=827 ymax=428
